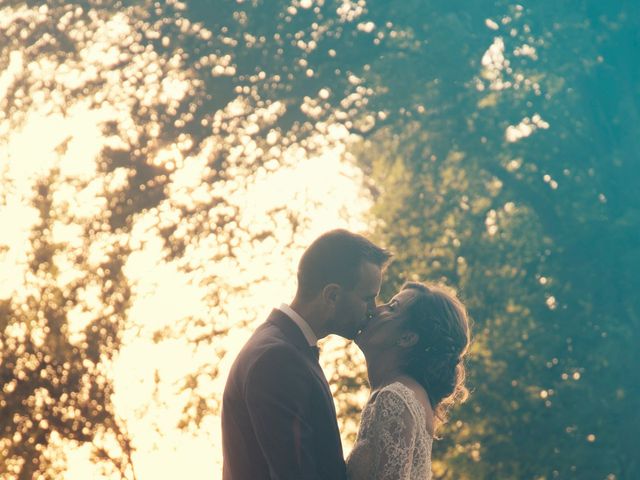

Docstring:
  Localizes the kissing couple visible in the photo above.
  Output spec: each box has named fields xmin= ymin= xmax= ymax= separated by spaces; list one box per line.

xmin=222 ymin=229 xmax=471 ymax=479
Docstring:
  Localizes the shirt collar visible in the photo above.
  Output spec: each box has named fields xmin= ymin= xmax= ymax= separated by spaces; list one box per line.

xmin=277 ymin=303 xmax=318 ymax=346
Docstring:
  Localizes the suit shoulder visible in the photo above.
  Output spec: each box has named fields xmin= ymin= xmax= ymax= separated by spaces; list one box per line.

xmin=229 ymin=323 xmax=307 ymax=377
xmin=232 ymin=337 xmax=313 ymax=400
xmin=246 ymin=338 xmax=306 ymax=375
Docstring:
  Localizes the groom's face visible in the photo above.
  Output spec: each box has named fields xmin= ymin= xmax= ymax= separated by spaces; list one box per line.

xmin=332 ymin=261 xmax=382 ymax=340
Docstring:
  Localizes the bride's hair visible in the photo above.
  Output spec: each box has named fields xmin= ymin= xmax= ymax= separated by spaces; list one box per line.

xmin=400 ymin=281 xmax=471 ymax=425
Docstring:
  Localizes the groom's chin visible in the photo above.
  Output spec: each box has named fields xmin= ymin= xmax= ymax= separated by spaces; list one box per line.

xmin=352 ymin=329 xmax=366 ymax=346
xmin=350 ymin=325 xmax=367 ymax=342
xmin=353 ymin=336 xmax=367 ymax=353
xmin=331 ymin=326 xmax=357 ymax=342
xmin=343 ymin=331 xmax=358 ymax=342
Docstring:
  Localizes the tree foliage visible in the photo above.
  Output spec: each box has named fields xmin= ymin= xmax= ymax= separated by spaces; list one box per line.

xmin=0 ymin=0 xmax=390 ymax=476
xmin=1 ymin=0 xmax=638 ymax=478
xmin=356 ymin=1 xmax=639 ymax=478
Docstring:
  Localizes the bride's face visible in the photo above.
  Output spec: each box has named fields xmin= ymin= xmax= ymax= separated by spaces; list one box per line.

xmin=355 ymin=288 xmax=418 ymax=353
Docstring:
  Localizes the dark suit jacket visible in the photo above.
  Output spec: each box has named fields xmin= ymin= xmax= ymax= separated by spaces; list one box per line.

xmin=222 ymin=309 xmax=347 ymax=480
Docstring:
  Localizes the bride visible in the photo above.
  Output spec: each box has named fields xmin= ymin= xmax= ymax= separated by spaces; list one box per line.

xmin=347 ymin=281 xmax=471 ymax=480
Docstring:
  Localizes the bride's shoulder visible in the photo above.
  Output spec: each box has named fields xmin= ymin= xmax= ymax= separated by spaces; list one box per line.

xmin=388 ymin=379 xmax=435 ymax=435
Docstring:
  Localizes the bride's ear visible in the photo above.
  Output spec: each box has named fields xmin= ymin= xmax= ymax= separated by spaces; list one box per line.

xmin=398 ymin=332 xmax=419 ymax=348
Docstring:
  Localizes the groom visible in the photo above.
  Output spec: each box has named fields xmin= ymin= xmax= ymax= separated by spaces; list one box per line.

xmin=222 ymin=229 xmax=391 ymax=479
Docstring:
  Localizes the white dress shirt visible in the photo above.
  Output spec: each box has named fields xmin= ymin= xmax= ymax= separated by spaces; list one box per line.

xmin=277 ymin=303 xmax=318 ymax=347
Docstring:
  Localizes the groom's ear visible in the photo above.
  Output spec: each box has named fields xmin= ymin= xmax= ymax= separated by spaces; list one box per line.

xmin=398 ymin=332 xmax=419 ymax=349
xmin=322 ymin=283 xmax=341 ymax=307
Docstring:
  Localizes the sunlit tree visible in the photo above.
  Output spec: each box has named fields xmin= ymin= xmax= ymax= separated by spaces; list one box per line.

xmin=0 ymin=163 xmax=135 ymax=480
xmin=2 ymin=0 xmax=638 ymax=478
xmin=0 ymin=0 xmax=389 ymax=475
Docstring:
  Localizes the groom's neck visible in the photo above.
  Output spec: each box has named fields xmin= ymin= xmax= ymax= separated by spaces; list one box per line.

xmin=289 ymin=297 xmax=326 ymax=339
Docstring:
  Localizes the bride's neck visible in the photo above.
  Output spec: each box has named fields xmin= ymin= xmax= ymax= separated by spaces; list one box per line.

xmin=365 ymin=354 xmax=405 ymax=391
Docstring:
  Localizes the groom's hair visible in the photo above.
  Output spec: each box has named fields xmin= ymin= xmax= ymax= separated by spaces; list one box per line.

xmin=296 ymin=229 xmax=391 ymax=300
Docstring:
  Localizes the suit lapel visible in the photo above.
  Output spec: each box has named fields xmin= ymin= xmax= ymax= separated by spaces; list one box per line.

xmin=267 ymin=309 xmax=345 ymax=475
xmin=267 ymin=309 xmax=335 ymax=406
xmin=267 ymin=309 xmax=312 ymax=353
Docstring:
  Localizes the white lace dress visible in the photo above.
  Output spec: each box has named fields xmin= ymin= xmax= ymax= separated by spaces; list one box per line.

xmin=346 ymin=382 xmax=433 ymax=480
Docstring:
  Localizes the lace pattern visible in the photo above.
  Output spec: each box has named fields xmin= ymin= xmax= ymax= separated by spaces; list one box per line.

xmin=346 ymin=382 xmax=432 ymax=480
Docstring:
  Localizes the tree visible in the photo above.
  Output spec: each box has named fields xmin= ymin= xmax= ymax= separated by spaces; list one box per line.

xmin=0 ymin=0 xmax=391 ymax=475
xmin=355 ymin=1 xmax=639 ymax=478
xmin=3 ymin=0 xmax=638 ymax=477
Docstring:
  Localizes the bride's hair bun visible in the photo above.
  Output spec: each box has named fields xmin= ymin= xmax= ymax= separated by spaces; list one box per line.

xmin=401 ymin=282 xmax=471 ymax=424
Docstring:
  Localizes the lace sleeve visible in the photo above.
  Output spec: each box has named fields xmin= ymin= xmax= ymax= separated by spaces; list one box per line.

xmin=364 ymin=389 xmax=418 ymax=480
